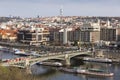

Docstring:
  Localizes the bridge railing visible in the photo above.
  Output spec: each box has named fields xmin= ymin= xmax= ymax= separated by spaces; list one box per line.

xmin=1 ymin=57 xmax=31 ymax=65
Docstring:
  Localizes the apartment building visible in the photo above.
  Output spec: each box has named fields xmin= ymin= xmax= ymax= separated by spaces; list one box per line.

xmin=100 ymin=27 xmax=120 ymax=42
xmin=79 ymin=21 xmax=100 ymax=43
xmin=17 ymin=27 xmax=49 ymax=45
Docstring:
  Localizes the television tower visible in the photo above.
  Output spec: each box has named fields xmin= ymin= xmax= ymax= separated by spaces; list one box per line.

xmin=60 ymin=5 xmax=63 ymax=28
xmin=60 ymin=5 xmax=63 ymax=17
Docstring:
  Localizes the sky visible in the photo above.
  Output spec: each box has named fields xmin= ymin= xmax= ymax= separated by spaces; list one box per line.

xmin=0 ymin=0 xmax=120 ymax=17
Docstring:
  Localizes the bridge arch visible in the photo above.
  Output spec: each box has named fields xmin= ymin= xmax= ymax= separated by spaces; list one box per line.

xmin=28 ymin=58 xmax=65 ymax=67
xmin=70 ymin=53 xmax=92 ymax=59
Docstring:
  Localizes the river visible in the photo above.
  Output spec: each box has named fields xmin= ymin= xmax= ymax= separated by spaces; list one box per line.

xmin=0 ymin=51 xmax=120 ymax=80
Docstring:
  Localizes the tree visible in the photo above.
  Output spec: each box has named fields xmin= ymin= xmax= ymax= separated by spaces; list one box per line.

xmin=0 ymin=66 xmax=31 ymax=80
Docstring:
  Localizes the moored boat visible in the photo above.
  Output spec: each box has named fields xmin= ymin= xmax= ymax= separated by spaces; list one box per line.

xmin=36 ymin=62 xmax=63 ymax=67
xmin=13 ymin=49 xmax=30 ymax=56
xmin=77 ymin=68 xmax=114 ymax=77
xmin=0 ymin=47 xmax=10 ymax=52
xmin=60 ymin=67 xmax=77 ymax=73
xmin=60 ymin=67 xmax=114 ymax=77
xmin=83 ymin=57 xmax=112 ymax=63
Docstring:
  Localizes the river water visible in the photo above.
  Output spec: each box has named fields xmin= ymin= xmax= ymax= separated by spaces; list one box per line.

xmin=0 ymin=51 xmax=120 ymax=80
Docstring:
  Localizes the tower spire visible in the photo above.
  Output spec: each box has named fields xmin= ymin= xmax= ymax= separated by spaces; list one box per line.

xmin=59 ymin=5 xmax=63 ymax=28
xmin=60 ymin=5 xmax=63 ymax=16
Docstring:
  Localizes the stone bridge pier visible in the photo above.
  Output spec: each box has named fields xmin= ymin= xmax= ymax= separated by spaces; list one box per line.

xmin=65 ymin=54 xmax=71 ymax=66
xmin=25 ymin=59 xmax=32 ymax=74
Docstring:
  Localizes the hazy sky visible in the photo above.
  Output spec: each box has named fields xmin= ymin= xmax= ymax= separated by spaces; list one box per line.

xmin=0 ymin=0 xmax=120 ymax=17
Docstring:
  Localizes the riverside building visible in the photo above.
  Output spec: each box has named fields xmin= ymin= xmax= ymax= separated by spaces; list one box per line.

xmin=17 ymin=26 xmax=49 ymax=45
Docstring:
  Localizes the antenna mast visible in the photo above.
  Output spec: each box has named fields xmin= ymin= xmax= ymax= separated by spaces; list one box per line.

xmin=60 ymin=5 xmax=63 ymax=17
xmin=60 ymin=5 xmax=63 ymax=28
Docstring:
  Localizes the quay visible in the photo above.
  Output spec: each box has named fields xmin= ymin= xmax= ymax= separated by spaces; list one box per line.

xmin=0 ymin=41 xmax=77 ymax=53
xmin=94 ymin=49 xmax=120 ymax=63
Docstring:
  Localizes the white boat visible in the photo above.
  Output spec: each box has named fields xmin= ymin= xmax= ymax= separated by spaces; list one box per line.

xmin=14 ymin=49 xmax=25 ymax=54
xmin=30 ymin=51 xmax=40 ymax=57
xmin=13 ymin=49 xmax=30 ymax=56
xmin=77 ymin=68 xmax=114 ymax=77
xmin=36 ymin=62 xmax=63 ymax=67
xmin=83 ymin=57 xmax=112 ymax=63
xmin=60 ymin=67 xmax=114 ymax=77
xmin=0 ymin=47 xmax=10 ymax=52
xmin=0 ymin=46 xmax=3 ymax=50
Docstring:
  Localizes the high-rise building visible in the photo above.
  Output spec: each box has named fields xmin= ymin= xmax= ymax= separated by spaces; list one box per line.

xmin=100 ymin=27 xmax=120 ymax=42
xmin=17 ymin=27 xmax=49 ymax=45
xmin=79 ymin=21 xmax=100 ymax=43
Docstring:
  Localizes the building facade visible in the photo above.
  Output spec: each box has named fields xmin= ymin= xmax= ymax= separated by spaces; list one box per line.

xmin=100 ymin=27 xmax=120 ymax=42
xmin=17 ymin=27 xmax=49 ymax=45
xmin=79 ymin=22 xmax=100 ymax=43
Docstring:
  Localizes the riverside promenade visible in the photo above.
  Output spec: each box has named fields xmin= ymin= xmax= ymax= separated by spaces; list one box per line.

xmin=95 ymin=49 xmax=120 ymax=63
xmin=0 ymin=41 xmax=77 ymax=53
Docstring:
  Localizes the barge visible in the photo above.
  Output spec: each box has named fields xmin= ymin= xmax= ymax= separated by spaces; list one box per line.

xmin=83 ymin=57 xmax=112 ymax=63
xmin=60 ymin=67 xmax=114 ymax=77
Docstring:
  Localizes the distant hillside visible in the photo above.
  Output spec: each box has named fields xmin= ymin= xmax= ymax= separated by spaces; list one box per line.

xmin=0 ymin=17 xmax=21 ymax=22
xmin=0 ymin=17 xmax=11 ymax=22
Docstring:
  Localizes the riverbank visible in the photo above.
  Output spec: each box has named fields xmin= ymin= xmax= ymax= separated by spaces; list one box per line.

xmin=0 ymin=66 xmax=39 ymax=80
xmin=95 ymin=50 xmax=120 ymax=63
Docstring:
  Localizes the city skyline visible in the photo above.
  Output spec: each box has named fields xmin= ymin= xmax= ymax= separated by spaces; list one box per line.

xmin=0 ymin=0 xmax=120 ymax=17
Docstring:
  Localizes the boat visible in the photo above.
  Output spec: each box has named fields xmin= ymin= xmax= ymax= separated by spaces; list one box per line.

xmin=13 ymin=49 xmax=30 ymax=56
xmin=14 ymin=49 xmax=25 ymax=54
xmin=30 ymin=51 xmax=40 ymax=57
xmin=60 ymin=67 xmax=114 ymax=77
xmin=0 ymin=47 xmax=10 ymax=52
xmin=77 ymin=68 xmax=114 ymax=77
xmin=0 ymin=46 xmax=4 ymax=51
xmin=60 ymin=67 xmax=77 ymax=73
xmin=36 ymin=62 xmax=63 ymax=67
xmin=83 ymin=57 xmax=112 ymax=63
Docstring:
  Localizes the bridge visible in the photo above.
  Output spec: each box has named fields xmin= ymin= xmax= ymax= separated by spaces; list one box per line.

xmin=0 ymin=50 xmax=92 ymax=69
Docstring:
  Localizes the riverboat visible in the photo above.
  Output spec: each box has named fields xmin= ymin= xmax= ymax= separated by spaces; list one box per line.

xmin=13 ymin=49 xmax=30 ymax=56
xmin=77 ymin=68 xmax=114 ymax=77
xmin=30 ymin=51 xmax=40 ymax=57
xmin=0 ymin=46 xmax=10 ymax=52
xmin=83 ymin=57 xmax=112 ymax=63
xmin=14 ymin=49 xmax=25 ymax=54
xmin=60 ymin=67 xmax=114 ymax=77
xmin=36 ymin=62 xmax=63 ymax=67
xmin=60 ymin=67 xmax=77 ymax=73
